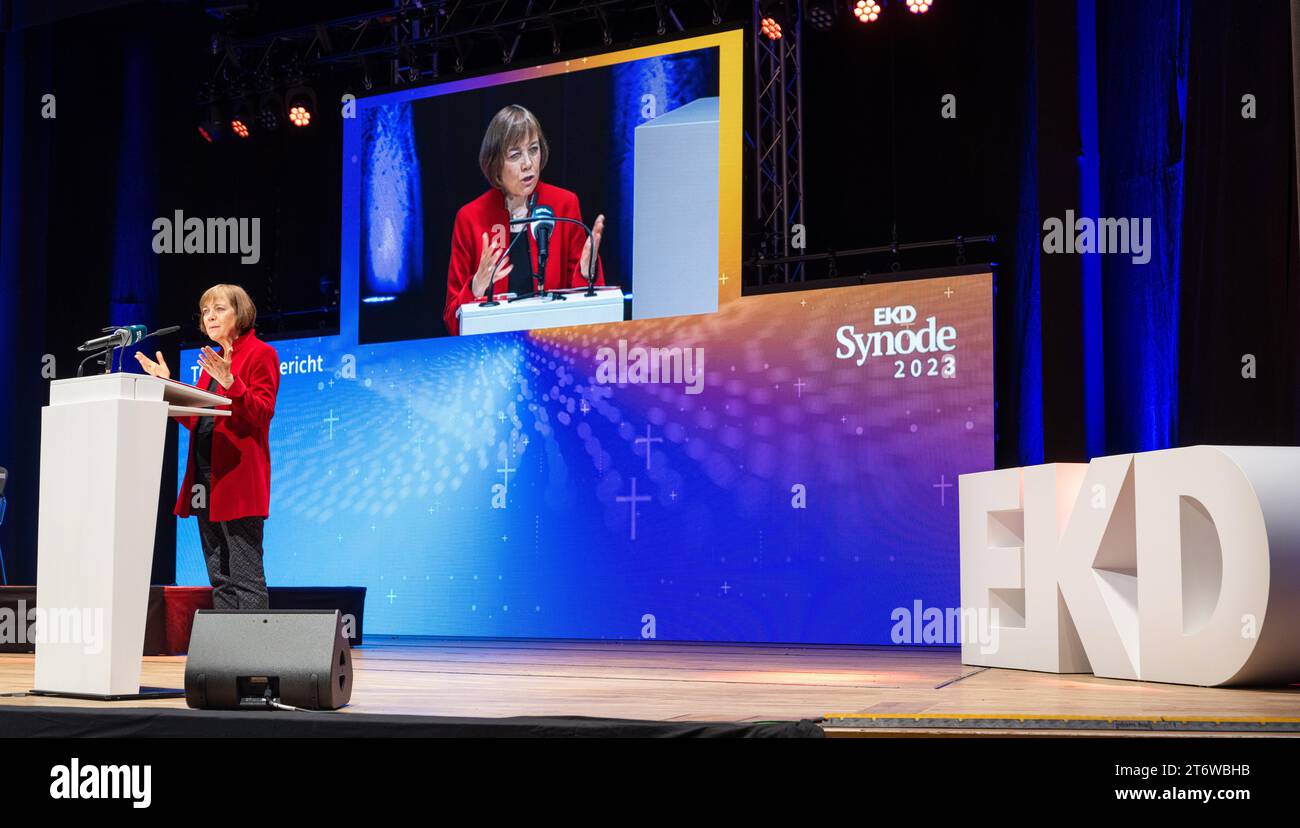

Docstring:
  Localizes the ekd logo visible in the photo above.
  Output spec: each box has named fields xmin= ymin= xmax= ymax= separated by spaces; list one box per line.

xmin=835 ymin=305 xmax=959 ymax=366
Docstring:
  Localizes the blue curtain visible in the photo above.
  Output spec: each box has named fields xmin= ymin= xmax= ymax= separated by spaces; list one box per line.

xmin=0 ymin=27 xmax=53 ymax=585
xmin=1096 ymin=0 xmax=1190 ymax=453
xmin=109 ymin=34 xmax=159 ymax=333
xmin=362 ymin=101 xmax=424 ymax=297
xmin=1011 ymin=10 xmax=1045 ymax=466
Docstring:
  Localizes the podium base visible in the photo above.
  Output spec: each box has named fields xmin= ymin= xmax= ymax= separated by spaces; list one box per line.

xmin=29 ymin=686 xmax=185 ymax=701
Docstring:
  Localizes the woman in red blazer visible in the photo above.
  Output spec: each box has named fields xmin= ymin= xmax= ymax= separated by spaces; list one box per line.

xmin=443 ymin=104 xmax=606 ymax=336
xmin=135 ymin=283 xmax=280 ymax=610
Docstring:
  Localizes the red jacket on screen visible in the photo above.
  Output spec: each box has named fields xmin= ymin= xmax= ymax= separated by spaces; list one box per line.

xmin=173 ymin=328 xmax=280 ymax=522
xmin=443 ymin=181 xmax=605 ymax=336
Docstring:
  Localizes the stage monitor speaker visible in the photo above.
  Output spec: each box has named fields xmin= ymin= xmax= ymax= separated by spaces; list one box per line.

xmin=184 ymin=609 xmax=353 ymax=710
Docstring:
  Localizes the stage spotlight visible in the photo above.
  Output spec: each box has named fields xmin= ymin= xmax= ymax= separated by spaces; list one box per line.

xmin=853 ymin=0 xmax=882 ymax=22
xmin=906 ymin=0 xmax=932 ymax=13
xmin=285 ymin=85 xmax=317 ymax=128
xmin=760 ymin=16 xmax=783 ymax=40
xmin=197 ymin=104 xmax=223 ymax=143
xmin=229 ymin=99 xmax=253 ymax=139
xmin=258 ymin=92 xmax=282 ymax=132
xmin=806 ymin=2 xmax=836 ymax=31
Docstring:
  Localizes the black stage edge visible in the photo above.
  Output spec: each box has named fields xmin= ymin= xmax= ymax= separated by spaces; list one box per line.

xmin=0 ymin=705 xmax=823 ymax=738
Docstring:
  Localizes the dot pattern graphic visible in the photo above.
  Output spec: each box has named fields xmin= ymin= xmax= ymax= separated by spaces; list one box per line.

xmin=177 ymin=273 xmax=994 ymax=643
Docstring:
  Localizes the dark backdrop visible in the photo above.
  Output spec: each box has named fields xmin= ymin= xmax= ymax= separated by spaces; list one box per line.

xmin=1177 ymin=0 xmax=1300 ymax=446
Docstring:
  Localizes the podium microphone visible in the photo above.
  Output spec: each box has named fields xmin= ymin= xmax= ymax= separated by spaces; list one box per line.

xmin=77 ymin=325 xmax=143 ymax=352
xmin=530 ymin=204 xmax=555 ymax=295
xmin=75 ymin=324 xmax=180 ymax=376
xmin=509 ymin=211 xmax=598 ymax=297
xmin=144 ymin=325 xmax=181 ymax=342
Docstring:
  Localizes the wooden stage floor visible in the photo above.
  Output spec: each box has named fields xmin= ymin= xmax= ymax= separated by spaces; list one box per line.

xmin=2 ymin=638 xmax=1298 ymax=736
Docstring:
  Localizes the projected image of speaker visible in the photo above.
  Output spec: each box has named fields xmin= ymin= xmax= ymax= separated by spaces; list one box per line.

xmin=184 ymin=610 xmax=353 ymax=710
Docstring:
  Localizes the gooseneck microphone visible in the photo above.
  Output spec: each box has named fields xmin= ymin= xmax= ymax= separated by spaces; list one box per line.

xmin=507 ymin=212 xmax=599 ymax=299
xmin=75 ymin=323 xmax=183 ymax=376
xmin=148 ymin=325 xmax=181 ymax=340
xmin=77 ymin=325 xmax=145 ymax=353
xmin=530 ymin=204 xmax=555 ymax=296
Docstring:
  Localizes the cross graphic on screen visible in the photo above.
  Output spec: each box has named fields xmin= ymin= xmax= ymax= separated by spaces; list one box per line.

xmin=616 ymin=477 xmax=652 ymax=540
xmin=635 ymin=425 xmax=663 ymax=470
xmin=933 ymin=474 xmax=954 ymax=506
xmin=498 ymin=461 xmax=516 ymax=491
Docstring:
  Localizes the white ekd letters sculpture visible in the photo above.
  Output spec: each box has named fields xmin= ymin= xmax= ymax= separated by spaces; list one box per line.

xmin=959 ymin=446 xmax=1300 ymax=686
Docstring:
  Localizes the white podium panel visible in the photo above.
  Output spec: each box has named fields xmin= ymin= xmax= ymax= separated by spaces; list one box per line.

xmin=34 ymin=373 xmax=229 ymax=698
xmin=458 ymin=287 xmax=624 ymax=336
xmin=632 ymin=97 xmax=720 ymax=321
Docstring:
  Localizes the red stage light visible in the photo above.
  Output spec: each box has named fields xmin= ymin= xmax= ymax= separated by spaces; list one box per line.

xmin=230 ymin=118 xmax=250 ymax=139
xmin=853 ymin=0 xmax=882 ymax=22
xmin=760 ymin=17 xmax=783 ymax=40
xmin=197 ymin=103 xmax=223 ymax=144
xmin=906 ymin=0 xmax=932 ymax=13
xmin=285 ymin=85 xmax=317 ymax=129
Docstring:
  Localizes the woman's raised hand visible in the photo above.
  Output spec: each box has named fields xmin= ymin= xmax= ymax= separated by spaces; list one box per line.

xmin=578 ymin=214 xmax=605 ymax=282
xmin=134 ymin=350 xmax=171 ymax=380
xmin=471 ymin=230 xmax=512 ymax=298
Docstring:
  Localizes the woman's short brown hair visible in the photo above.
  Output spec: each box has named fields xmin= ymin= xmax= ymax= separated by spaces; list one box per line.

xmin=198 ymin=283 xmax=257 ymax=336
xmin=478 ymin=104 xmax=549 ymax=189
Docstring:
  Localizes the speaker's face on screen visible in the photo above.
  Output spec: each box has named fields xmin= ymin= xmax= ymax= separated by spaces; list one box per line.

xmin=500 ymin=132 xmax=541 ymax=204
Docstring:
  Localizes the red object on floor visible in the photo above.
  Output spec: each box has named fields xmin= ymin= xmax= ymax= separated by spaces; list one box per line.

xmin=148 ymin=586 xmax=367 ymax=654
xmin=157 ymin=587 xmax=213 ymax=656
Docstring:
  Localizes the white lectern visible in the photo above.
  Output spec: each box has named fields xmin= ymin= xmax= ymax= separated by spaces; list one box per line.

xmin=632 ymin=97 xmax=720 ymax=321
xmin=32 ymin=373 xmax=229 ymax=699
xmin=458 ymin=286 xmax=625 ymax=335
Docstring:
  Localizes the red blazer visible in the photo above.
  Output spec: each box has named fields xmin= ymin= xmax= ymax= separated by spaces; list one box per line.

xmin=173 ymin=329 xmax=280 ymax=522
xmin=444 ymin=181 xmax=605 ymax=335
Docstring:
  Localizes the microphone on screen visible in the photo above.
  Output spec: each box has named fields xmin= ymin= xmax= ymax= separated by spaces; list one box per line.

xmin=530 ymin=203 xmax=555 ymax=294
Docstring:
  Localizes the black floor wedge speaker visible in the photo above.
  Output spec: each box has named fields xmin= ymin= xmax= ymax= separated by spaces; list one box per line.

xmin=185 ymin=610 xmax=353 ymax=710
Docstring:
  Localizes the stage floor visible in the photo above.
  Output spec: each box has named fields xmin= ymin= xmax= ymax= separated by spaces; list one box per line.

xmin=2 ymin=638 xmax=1298 ymax=736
